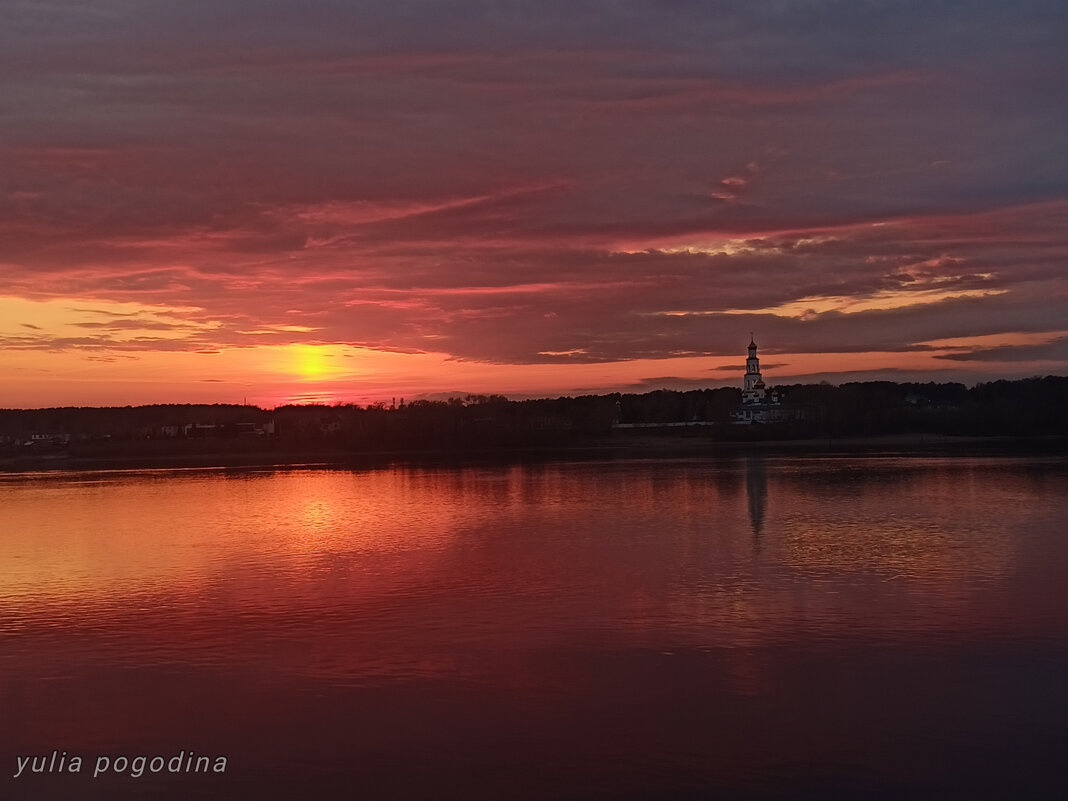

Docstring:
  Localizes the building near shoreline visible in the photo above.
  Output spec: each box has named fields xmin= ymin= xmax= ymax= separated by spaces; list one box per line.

xmin=732 ymin=338 xmax=804 ymax=424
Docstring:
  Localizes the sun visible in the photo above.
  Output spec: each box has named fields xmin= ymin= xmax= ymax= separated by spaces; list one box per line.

xmin=291 ymin=344 xmax=337 ymax=380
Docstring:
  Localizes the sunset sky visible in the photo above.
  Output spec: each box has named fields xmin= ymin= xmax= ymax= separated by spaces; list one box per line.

xmin=2 ymin=0 xmax=1066 ymax=408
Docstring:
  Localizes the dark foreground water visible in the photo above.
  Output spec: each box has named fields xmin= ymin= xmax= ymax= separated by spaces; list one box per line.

xmin=2 ymin=454 xmax=1067 ymax=800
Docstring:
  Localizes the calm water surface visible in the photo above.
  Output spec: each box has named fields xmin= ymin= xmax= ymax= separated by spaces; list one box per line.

xmin=2 ymin=455 xmax=1067 ymax=800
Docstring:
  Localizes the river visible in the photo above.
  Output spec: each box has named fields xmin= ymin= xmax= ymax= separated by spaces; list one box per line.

xmin=2 ymin=454 xmax=1067 ymax=799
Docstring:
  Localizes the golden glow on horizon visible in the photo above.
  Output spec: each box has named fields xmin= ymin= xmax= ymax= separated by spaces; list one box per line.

xmin=0 ymin=339 xmax=1062 ymax=409
xmin=2 ymin=296 xmax=1065 ymax=410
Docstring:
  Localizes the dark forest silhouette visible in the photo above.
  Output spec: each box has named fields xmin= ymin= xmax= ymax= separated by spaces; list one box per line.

xmin=2 ymin=376 xmax=1066 ymax=465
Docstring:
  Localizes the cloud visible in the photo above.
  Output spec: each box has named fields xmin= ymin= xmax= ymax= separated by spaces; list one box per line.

xmin=4 ymin=199 xmax=1068 ymax=371
xmin=708 ymin=363 xmax=788 ymax=373
xmin=2 ymin=0 xmax=1067 ymax=400
xmin=933 ymin=337 xmax=1068 ymax=363
xmin=83 ymin=353 xmax=140 ymax=363
xmin=72 ymin=319 xmax=199 ymax=332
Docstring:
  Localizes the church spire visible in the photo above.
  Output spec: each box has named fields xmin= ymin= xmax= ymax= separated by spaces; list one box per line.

xmin=743 ymin=336 xmax=764 ymax=402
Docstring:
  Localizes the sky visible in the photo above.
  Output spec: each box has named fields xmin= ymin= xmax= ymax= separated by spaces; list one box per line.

xmin=2 ymin=0 xmax=1067 ymax=408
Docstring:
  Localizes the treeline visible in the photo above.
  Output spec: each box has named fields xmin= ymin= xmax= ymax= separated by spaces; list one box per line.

xmin=1 ymin=377 xmax=1066 ymax=458
xmin=779 ymin=376 xmax=1068 ymax=437
xmin=613 ymin=376 xmax=1068 ymax=438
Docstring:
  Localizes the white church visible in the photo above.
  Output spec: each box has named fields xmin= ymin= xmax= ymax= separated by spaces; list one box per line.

xmin=731 ymin=337 xmax=800 ymax=424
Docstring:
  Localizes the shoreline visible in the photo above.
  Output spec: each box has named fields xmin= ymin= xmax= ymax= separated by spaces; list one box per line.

xmin=2 ymin=433 xmax=1065 ymax=474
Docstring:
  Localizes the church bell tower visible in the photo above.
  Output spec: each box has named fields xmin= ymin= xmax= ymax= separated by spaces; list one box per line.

xmin=742 ymin=336 xmax=766 ymax=403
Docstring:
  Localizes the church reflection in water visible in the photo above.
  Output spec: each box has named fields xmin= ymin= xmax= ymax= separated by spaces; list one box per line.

xmin=745 ymin=454 xmax=767 ymax=537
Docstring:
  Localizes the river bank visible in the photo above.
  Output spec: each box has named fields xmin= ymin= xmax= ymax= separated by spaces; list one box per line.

xmin=2 ymin=432 xmax=1065 ymax=473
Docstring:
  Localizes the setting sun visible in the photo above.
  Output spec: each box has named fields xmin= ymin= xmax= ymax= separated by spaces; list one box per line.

xmin=290 ymin=344 xmax=346 ymax=381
